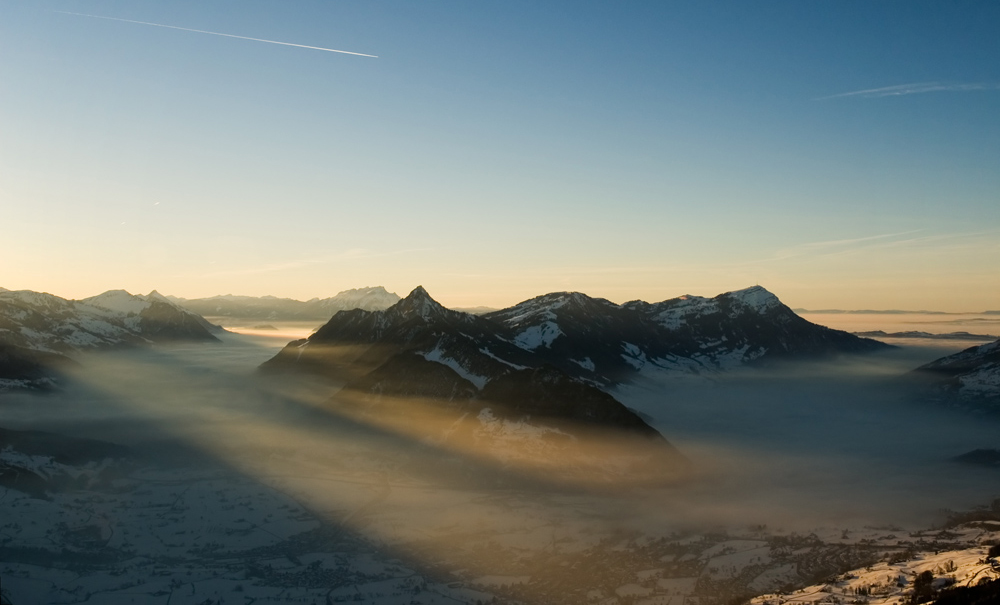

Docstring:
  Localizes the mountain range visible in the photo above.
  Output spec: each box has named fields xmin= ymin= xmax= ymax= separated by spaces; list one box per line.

xmin=854 ymin=330 xmax=998 ymax=341
xmin=168 ymin=286 xmax=401 ymax=321
xmin=0 ymin=289 xmax=220 ymax=390
xmin=260 ymin=285 xmax=889 ymax=481
xmin=263 ymin=285 xmax=889 ymax=387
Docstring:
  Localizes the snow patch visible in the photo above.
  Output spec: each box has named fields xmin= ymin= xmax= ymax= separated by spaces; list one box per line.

xmin=726 ymin=285 xmax=781 ymax=313
xmin=475 ymin=408 xmax=573 ymax=444
xmin=653 ymin=296 xmax=718 ymax=329
xmin=621 ymin=342 xmax=648 ymax=370
xmin=958 ymin=363 xmax=1000 ymax=395
xmin=479 ymin=347 xmax=527 ymax=370
xmin=423 ymin=345 xmax=488 ymax=389
xmin=513 ymin=321 xmax=563 ymax=350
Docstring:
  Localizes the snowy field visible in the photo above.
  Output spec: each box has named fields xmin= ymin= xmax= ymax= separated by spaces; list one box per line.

xmin=1 ymin=321 xmax=998 ymax=604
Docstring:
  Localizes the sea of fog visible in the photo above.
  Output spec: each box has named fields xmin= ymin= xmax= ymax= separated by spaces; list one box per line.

xmin=1 ymin=314 xmax=998 ymax=546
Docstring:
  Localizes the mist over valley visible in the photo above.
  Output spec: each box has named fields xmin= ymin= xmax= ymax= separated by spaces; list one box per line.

xmin=1 ymin=284 xmax=998 ymax=604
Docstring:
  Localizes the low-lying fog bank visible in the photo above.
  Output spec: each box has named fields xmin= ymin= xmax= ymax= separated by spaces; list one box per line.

xmin=1 ymin=330 xmax=997 ymax=604
xmin=616 ymin=343 xmax=999 ymax=530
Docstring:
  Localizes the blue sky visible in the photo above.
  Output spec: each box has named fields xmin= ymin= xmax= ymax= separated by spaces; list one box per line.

xmin=2 ymin=1 xmax=998 ymax=310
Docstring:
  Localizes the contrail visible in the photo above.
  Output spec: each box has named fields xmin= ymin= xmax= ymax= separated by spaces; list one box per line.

xmin=53 ymin=11 xmax=378 ymax=58
xmin=815 ymin=81 xmax=998 ymax=100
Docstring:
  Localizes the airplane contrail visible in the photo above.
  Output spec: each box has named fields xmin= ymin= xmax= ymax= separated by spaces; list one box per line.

xmin=53 ymin=11 xmax=378 ymax=58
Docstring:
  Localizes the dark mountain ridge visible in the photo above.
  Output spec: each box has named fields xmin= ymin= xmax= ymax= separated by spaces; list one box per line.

xmin=265 ymin=284 xmax=888 ymax=389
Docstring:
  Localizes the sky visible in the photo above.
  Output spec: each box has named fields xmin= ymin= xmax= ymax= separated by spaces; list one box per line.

xmin=2 ymin=0 xmax=998 ymax=311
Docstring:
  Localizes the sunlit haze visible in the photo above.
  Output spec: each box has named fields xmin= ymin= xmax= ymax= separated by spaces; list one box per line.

xmin=3 ymin=1 xmax=998 ymax=310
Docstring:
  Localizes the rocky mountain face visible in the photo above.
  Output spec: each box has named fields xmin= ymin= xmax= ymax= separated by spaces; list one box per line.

xmin=261 ymin=285 xmax=885 ymax=482
xmin=0 ymin=289 xmax=220 ymax=390
xmin=266 ymin=285 xmax=888 ymax=388
xmin=487 ymin=285 xmax=890 ymax=383
xmin=170 ymin=286 xmax=401 ymax=321
xmin=913 ymin=338 xmax=1000 ymax=413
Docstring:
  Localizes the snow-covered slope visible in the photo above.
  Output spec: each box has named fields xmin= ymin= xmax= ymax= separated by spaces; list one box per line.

xmin=750 ymin=536 xmax=1000 ymax=605
xmin=0 ymin=290 xmax=146 ymax=354
xmin=0 ymin=289 xmax=220 ymax=390
xmin=82 ymin=290 xmax=223 ymax=337
xmin=486 ymin=285 xmax=890 ymax=384
xmin=913 ymin=338 xmax=1000 ymax=413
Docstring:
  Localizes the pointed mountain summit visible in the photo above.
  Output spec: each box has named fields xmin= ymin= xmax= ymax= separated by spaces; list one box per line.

xmin=386 ymin=286 xmax=454 ymax=322
xmin=262 ymin=286 xmax=526 ymax=382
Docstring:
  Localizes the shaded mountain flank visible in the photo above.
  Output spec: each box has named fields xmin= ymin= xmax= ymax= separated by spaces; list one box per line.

xmin=912 ymin=338 xmax=1000 ymax=414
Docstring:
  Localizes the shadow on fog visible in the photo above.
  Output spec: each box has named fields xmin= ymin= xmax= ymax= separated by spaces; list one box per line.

xmin=0 ymin=332 xmax=576 ymax=597
xmin=2 ymin=330 xmax=999 ymax=582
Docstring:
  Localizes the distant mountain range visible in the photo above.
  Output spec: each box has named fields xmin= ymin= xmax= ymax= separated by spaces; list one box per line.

xmin=913 ymin=338 xmax=1000 ymax=414
xmin=263 ymin=284 xmax=891 ymax=387
xmin=0 ymin=289 xmax=220 ymax=391
xmin=854 ymin=330 xmax=998 ymax=341
xmin=796 ymin=308 xmax=1000 ymax=315
xmin=168 ymin=287 xmax=401 ymax=321
xmin=260 ymin=285 xmax=888 ymax=481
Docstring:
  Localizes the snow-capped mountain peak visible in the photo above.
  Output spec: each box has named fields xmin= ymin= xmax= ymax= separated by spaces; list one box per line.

xmin=80 ymin=290 xmax=150 ymax=315
xmin=720 ymin=285 xmax=782 ymax=313
xmin=317 ymin=286 xmax=400 ymax=310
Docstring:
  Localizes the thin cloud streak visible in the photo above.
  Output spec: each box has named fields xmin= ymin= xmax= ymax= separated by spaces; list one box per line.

xmin=768 ymin=230 xmax=1000 ymax=265
xmin=816 ymin=81 xmax=1000 ymax=100
xmin=788 ymin=230 xmax=924 ymax=252
xmin=54 ymin=11 xmax=378 ymax=58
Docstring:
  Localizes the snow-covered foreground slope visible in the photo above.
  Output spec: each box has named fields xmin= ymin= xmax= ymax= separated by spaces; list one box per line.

xmin=750 ymin=529 xmax=1000 ymax=605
